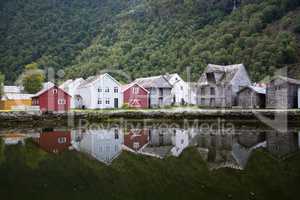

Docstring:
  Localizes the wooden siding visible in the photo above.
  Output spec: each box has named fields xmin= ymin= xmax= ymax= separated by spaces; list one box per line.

xmin=266 ymin=80 xmax=299 ymax=109
xmin=237 ymin=88 xmax=265 ymax=108
xmin=0 ymin=99 xmax=32 ymax=110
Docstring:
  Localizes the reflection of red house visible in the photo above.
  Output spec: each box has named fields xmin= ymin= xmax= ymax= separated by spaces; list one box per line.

xmin=124 ymin=129 xmax=149 ymax=151
xmin=36 ymin=131 xmax=71 ymax=153
xmin=32 ymin=85 xmax=71 ymax=112
xmin=122 ymin=83 xmax=149 ymax=108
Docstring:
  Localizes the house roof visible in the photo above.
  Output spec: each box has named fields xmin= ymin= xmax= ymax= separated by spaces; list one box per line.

xmin=59 ymin=79 xmax=73 ymax=89
xmin=1 ymin=93 xmax=33 ymax=101
xmin=134 ymin=75 xmax=172 ymax=89
xmin=59 ymin=78 xmax=85 ymax=91
xmin=238 ymin=86 xmax=266 ymax=95
xmin=32 ymin=85 xmax=71 ymax=98
xmin=271 ymin=75 xmax=300 ymax=85
xmin=77 ymin=73 xmax=121 ymax=89
xmin=163 ymin=73 xmax=178 ymax=81
xmin=198 ymin=64 xmax=245 ymax=85
xmin=121 ymin=83 xmax=150 ymax=93
xmin=3 ymin=86 xmax=21 ymax=94
xmin=43 ymin=82 xmax=55 ymax=89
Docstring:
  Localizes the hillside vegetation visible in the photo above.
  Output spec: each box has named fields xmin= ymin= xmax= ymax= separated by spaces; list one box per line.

xmin=0 ymin=0 xmax=300 ymax=83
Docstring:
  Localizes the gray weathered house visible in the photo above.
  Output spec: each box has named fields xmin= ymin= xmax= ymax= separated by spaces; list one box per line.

xmin=134 ymin=75 xmax=172 ymax=108
xmin=237 ymin=86 xmax=266 ymax=109
xmin=266 ymin=76 xmax=300 ymax=109
xmin=197 ymin=64 xmax=251 ymax=108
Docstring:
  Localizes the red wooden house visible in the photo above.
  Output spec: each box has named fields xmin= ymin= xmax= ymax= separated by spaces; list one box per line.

xmin=124 ymin=129 xmax=149 ymax=151
xmin=122 ymin=83 xmax=149 ymax=108
xmin=32 ymin=85 xmax=71 ymax=112
xmin=35 ymin=130 xmax=71 ymax=154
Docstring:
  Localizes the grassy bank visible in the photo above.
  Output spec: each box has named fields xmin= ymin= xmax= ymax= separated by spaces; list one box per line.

xmin=0 ymin=140 xmax=300 ymax=200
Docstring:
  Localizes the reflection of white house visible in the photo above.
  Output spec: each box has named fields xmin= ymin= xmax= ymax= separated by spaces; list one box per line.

xmin=0 ymin=133 xmax=27 ymax=145
xmin=298 ymin=88 xmax=300 ymax=109
xmin=60 ymin=78 xmax=85 ymax=109
xmin=74 ymin=129 xmax=124 ymax=165
xmin=171 ymin=129 xmax=189 ymax=157
xmin=141 ymin=128 xmax=190 ymax=158
xmin=77 ymin=73 xmax=123 ymax=109
xmin=164 ymin=74 xmax=189 ymax=105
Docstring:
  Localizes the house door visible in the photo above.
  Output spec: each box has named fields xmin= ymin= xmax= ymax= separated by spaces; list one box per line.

xmin=114 ymin=98 xmax=119 ymax=108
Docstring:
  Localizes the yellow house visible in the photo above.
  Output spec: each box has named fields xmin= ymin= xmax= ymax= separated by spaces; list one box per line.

xmin=0 ymin=93 xmax=32 ymax=110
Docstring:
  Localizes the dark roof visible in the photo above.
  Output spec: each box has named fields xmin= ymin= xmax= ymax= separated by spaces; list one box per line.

xmin=198 ymin=64 xmax=245 ymax=85
xmin=134 ymin=75 xmax=172 ymax=89
xmin=271 ymin=76 xmax=300 ymax=85
xmin=237 ymin=86 xmax=266 ymax=94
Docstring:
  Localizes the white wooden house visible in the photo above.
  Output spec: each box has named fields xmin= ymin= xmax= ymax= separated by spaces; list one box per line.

xmin=164 ymin=73 xmax=189 ymax=105
xmin=76 ymin=73 xmax=123 ymax=109
xmin=59 ymin=78 xmax=85 ymax=109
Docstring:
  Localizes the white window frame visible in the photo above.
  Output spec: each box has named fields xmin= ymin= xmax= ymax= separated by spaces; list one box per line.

xmin=133 ymin=87 xmax=140 ymax=94
xmin=105 ymin=98 xmax=110 ymax=105
xmin=98 ymin=98 xmax=102 ymax=105
xmin=105 ymin=87 xmax=110 ymax=93
xmin=58 ymin=137 xmax=67 ymax=144
xmin=53 ymin=89 xmax=58 ymax=94
xmin=58 ymin=99 xmax=66 ymax=105
xmin=114 ymin=87 xmax=118 ymax=93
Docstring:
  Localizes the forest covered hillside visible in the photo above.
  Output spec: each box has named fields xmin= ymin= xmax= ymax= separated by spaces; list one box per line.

xmin=0 ymin=0 xmax=300 ymax=83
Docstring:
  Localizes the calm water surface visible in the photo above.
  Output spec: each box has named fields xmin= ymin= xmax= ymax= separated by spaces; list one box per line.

xmin=1 ymin=121 xmax=300 ymax=169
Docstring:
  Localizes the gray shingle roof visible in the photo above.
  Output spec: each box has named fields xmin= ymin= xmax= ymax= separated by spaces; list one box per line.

xmin=134 ymin=75 xmax=172 ymax=89
xmin=198 ymin=64 xmax=245 ymax=85
xmin=272 ymin=76 xmax=300 ymax=85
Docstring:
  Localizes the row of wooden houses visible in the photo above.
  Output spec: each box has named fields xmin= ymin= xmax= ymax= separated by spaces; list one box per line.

xmin=196 ymin=64 xmax=300 ymax=109
xmin=1 ymin=63 xmax=300 ymax=111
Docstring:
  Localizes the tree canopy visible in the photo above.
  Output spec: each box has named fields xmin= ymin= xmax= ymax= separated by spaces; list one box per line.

xmin=0 ymin=0 xmax=299 ymax=83
xmin=21 ymin=63 xmax=45 ymax=94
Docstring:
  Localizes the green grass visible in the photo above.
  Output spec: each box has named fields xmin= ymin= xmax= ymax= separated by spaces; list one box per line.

xmin=0 ymin=142 xmax=300 ymax=200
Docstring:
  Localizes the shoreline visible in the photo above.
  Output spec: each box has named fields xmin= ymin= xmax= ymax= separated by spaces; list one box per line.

xmin=0 ymin=108 xmax=300 ymax=128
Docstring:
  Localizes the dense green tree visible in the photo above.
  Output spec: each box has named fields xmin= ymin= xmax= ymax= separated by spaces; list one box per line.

xmin=21 ymin=63 xmax=45 ymax=94
xmin=0 ymin=0 xmax=299 ymax=83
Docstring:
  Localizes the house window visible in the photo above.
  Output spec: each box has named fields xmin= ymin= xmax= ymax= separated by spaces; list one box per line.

xmin=201 ymin=88 xmax=205 ymax=95
xmin=114 ymin=129 xmax=119 ymax=139
xmin=58 ymin=99 xmax=66 ymax=105
xmin=133 ymin=142 xmax=140 ymax=149
xmin=105 ymin=98 xmax=110 ymax=105
xmin=201 ymin=98 xmax=205 ymax=105
xmin=210 ymin=87 xmax=215 ymax=95
xmin=98 ymin=98 xmax=102 ymax=105
xmin=98 ymin=88 xmax=102 ymax=92
xmin=180 ymin=86 xmax=184 ymax=90
xmin=210 ymin=98 xmax=216 ymax=106
xmin=114 ymin=87 xmax=118 ymax=93
xmin=58 ymin=137 xmax=67 ymax=144
xmin=105 ymin=87 xmax=110 ymax=93
xmin=53 ymin=89 xmax=58 ymax=94
xmin=133 ymin=87 xmax=140 ymax=94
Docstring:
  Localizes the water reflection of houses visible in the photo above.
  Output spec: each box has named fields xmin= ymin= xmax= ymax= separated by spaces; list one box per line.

xmin=140 ymin=128 xmax=190 ymax=158
xmin=194 ymin=130 xmax=267 ymax=170
xmin=35 ymin=129 xmax=71 ymax=154
xmin=266 ymin=131 xmax=300 ymax=158
xmin=123 ymin=129 xmax=149 ymax=152
xmin=0 ymin=133 xmax=27 ymax=145
xmin=73 ymin=128 xmax=124 ymax=165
